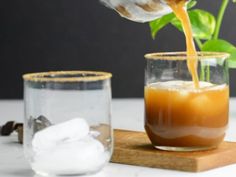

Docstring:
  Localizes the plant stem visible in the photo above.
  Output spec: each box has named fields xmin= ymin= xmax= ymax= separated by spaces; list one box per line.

xmin=200 ymin=63 xmax=205 ymax=81
xmin=195 ymin=37 xmax=205 ymax=81
xmin=213 ymin=0 xmax=229 ymax=39
xmin=206 ymin=63 xmax=210 ymax=82
xmin=194 ymin=38 xmax=203 ymax=50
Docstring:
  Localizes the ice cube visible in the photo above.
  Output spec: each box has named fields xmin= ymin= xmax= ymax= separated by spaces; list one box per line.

xmin=32 ymin=118 xmax=89 ymax=150
xmin=32 ymin=136 xmax=108 ymax=175
xmin=190 ymin=94 xmax=211 ymax=115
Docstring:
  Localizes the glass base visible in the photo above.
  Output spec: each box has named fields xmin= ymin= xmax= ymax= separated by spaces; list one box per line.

xmin=154 ymin=145 xmax=217 ymax=152
xmin=34 ymin=168 xmax=103 ymax=177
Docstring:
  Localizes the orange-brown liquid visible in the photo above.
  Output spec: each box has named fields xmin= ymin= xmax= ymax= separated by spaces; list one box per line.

xmin=167 ymin=0 xmax=199 ymax=88
xmin=145 ymin=81 xmax=229 ymax=147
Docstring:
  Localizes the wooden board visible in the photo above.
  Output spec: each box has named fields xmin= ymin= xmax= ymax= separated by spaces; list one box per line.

xmin=111 ymin=129 xmax=236 ymax=172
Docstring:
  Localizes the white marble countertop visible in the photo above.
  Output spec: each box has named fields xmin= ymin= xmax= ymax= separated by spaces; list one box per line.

xmin=0 ymin=99 xmax=236 ymax=177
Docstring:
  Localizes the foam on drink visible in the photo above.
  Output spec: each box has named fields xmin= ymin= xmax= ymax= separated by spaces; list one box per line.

xmin=148 ymin=81 xmax=226 ymax=92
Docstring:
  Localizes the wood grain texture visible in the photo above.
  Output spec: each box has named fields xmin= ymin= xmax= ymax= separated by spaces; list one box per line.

xmin=111 ymin=129 xmax=236 ymax=172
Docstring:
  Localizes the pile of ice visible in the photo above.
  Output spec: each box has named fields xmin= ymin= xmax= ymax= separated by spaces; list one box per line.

xmin=32 ymin=118 xmax=109 ymax=175
xmin=100 ymin=0 xmax=172 ymax=22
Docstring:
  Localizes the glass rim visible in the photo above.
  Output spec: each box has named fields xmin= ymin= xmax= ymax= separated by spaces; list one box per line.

xmin=23 ymin=71 xmax=112 ymax=82
xmin=145 ymin=52 xmax=230 ymax=60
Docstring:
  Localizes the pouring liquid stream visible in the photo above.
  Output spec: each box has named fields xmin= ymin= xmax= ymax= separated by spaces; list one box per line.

xmin=101 ymin=0 xmax=200 ymax=88
xmin=167 ymin=0 xmax=200 ymax=89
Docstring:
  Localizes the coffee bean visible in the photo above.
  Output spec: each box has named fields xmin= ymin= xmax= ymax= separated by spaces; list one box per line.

xmin=1 ymin=121 xmax=15 ymax=136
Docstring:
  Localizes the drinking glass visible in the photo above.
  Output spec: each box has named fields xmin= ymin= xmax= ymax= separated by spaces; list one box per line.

xmin=145 ymin=52 xmax=229 ymax=151
xmin=23 ymin=71 xmax=112 ymax=176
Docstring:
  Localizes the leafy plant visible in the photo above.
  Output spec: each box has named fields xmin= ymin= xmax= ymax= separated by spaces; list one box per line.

xmin=149 ymin=0 xmax=236 ymax=68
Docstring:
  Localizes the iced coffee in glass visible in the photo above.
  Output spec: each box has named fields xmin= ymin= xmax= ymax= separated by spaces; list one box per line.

xmin=145 ymin=52 xmax=229 ymax=151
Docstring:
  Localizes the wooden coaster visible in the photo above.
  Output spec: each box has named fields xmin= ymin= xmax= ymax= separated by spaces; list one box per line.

xmin=111 ymin=129 xmax=236 ymax=172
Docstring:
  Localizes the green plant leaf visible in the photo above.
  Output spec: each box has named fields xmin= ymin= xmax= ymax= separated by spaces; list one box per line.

xmin=201 ymin=39 xmax=236 ymax=68
xmin=149 ymin=13 xmax=175 ymax=39
xmin=187 ymin=0 xmax=197 ymax=9
xmin=171 ymin=9 xmax=216 ymax=40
